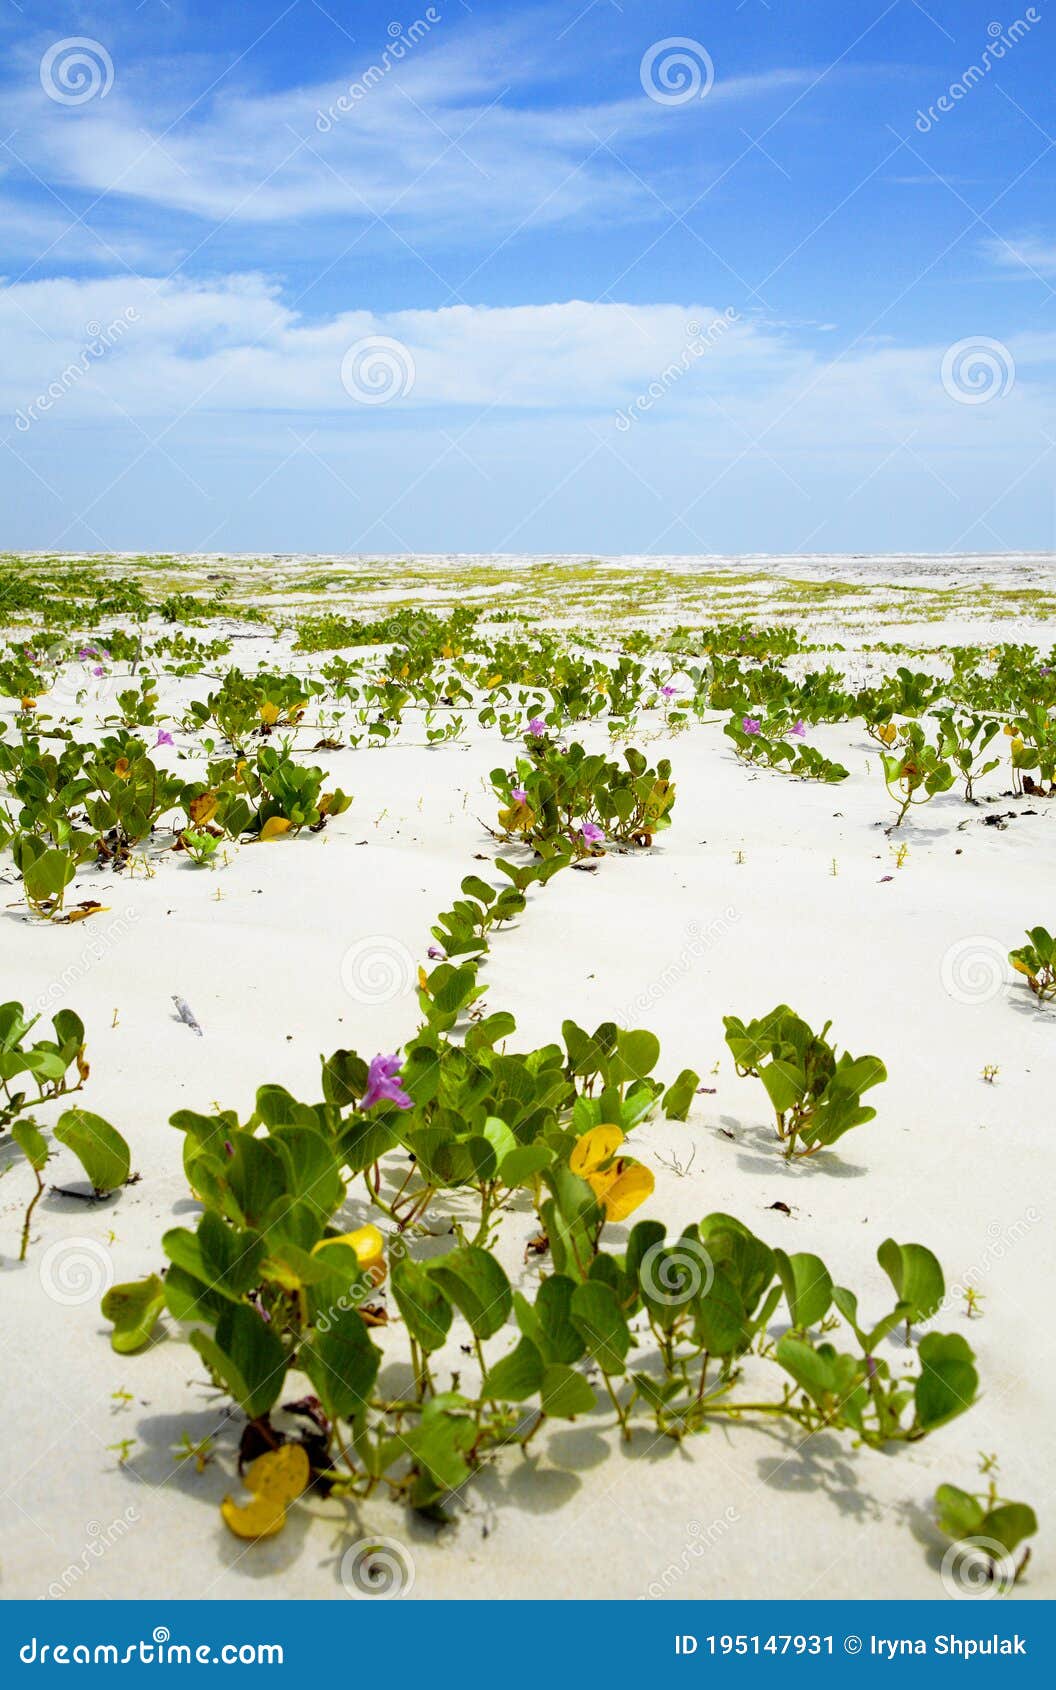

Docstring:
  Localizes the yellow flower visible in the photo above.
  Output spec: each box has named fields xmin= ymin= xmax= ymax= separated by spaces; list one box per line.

xmin=221 ymin=1443 xmax=309 ymax=1541
xmin=20 ymin=695 xmax=36 ymax=710
xmin=259 ymin=701 xmax=280 ymax=726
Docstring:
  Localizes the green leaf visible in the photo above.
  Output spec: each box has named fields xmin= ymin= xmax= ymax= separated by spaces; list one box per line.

xmin=982 ymin=1503 xmax=1038 ymax=1557
xmin=53 ymin=1108 xmax=130 ymax=1192
xmin=570 ymin=1280 xmax=630 ymax=1375
xmin=915 ymin=1332 xmax=978 ymax=1429
xmin=391 ymin=1256 xmax=452 ymax=1354
xmin=775 ymin=1249 xmax=833 ymax=1331
xmin=935 ymin=1483 xmax=984 ymax=1542
xmin=877 ymin=1238 xmax=944 ymax=1325
xmin=499 ymin=1143 xmax=553 ymax=1186
xmin=12 ymin=1118 xmax=49 ymax=1171
xmin=539 ymin=1363 xmax=596 ymax=1418
xmin=483 ymin=1336 xmax=545 ymax=1402
xmin=663 ymin=1068 xmax=699 ymax=1121
xmin=190 ymin=1303 xmax=286 ymax=1420
xmin=303 ymin=1305 xmax=381 ymax=1422
xmin=428 ymin=1246 xmax=511 ymax=1340
xmin=101 ymin=1273 xmax=166 ymax=1353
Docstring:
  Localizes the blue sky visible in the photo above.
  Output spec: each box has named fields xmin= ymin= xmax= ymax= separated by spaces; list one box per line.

xmin=2 ymin=0 xmax=1054 ymax=556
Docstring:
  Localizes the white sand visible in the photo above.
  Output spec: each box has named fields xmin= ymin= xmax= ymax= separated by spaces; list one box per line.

xmin=1 ymin=557 xmax=1052 ymax=1601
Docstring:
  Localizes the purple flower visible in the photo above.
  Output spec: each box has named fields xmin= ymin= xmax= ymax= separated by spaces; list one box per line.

xmin=77 ymin=645 xmax=98 ymax=661
xmin=511 ymin=786 xmax=528 ymax=803
xmin=661 ymin=685 xmax=678 ymax=698
xmin=527 ymin=717 xmax=546 ymax=738
xmin=1041 ymin=667 xmax=1052 ymax=677
xmin=155 ymin=729 xmax=174 ymax=747
xmin=92 ymin=666 xmax=105 ymax=678
xmin=742 ymin=716 xmax=762 ymax=736
xmin=361 ymin=1053 xmax=413 ymax=1112
xmin=580 ymin=821 xmax=605 ymax=845
xmin=427 ymin=945 xmax=444 ymax=960
xmin=790 ymin=719 xmax=806 ymax=738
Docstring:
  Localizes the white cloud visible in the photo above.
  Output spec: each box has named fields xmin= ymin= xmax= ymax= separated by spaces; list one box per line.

xmin=2 ymin=274 xmax=1052 ymax=459
xmin=5 ymin=28 xmax=814 ymax=237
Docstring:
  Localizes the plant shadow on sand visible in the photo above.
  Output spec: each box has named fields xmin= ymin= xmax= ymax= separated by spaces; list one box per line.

xmin=720 ymin=1116 xmax=869 ymax=1181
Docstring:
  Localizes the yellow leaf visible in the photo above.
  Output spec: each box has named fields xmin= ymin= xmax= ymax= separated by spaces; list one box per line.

xmin=114 ymin=758 xmax=131 ymax=780
xmin=189 ymin=792 xmax=218 ymax=825
xmin=598 ymin=1162 xmax=654 ymax=1222
xmin=569 ymin=1122 xmax=624 ymax=1178
xmin=220 ymin=1494 xmax=287 ymax=1540
xmin=418 ymin=965 xmax=429 ymax=993
xmin=312 ymin=1224 xmax=385 ymax=1273
xmin=245 ymin=1443 xmax=310 ymax=1507
xmin=66 ymin=902 xmax=110 ymax=924
xmin=486 ymin=674 xmax=501 ymax=688
xmin=259 ymin=701 xmax=280 ymax=726
xmin=878 ymin=723 xmax=897 ymax=746
xmin=258 ymin=816 xmax=292 ymax=841
xmin=20 ymin=696 xmax=36 ymax=710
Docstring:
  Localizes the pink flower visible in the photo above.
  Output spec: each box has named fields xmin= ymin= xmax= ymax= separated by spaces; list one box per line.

xmin=790 ymin=719 xmax=806 ymax=738
xmin=527 ymin=718 xmax=546 ymax=737
xmin=511 ymin=786 xmax=528 ymax=803
xmin=92 ymin=666 xmax=105 ymax=678
xmin=77 ymin=645 xmax=97 ymax=661
xmin=742 ymin=716 xmax=761 ymax=735
xmin=361 ymin=1053 xmax=413 ymax=1112
xmin=580 ymin=821 xmax=605 ymax=845
xmin=427 ymin=945 xmax=444 ymax=960
xmin=155 ymin=729 xmax=174 ymax=747
xmin=661 ymin=685 xmax=678 ymax=698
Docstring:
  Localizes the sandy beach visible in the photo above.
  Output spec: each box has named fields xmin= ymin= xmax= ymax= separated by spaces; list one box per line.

xmin=1 ymin=551 xmax=1052 ymax=1602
